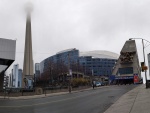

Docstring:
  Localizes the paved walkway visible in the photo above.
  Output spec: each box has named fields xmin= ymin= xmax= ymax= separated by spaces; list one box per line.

xmin=104 ymin=84 xmax=150 ymax=113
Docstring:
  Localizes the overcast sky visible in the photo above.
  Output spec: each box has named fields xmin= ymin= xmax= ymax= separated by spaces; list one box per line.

xmin=1 ymin=0 xmax=150 ymax=81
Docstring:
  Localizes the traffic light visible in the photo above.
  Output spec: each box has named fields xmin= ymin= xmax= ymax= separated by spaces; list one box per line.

xmin=141 ymin=62 xmax=148 ymax=72
xmin=143 ymin=66 xmax=148 ymax=70
xmin=141 ymin=62 xmax=144 ymax=72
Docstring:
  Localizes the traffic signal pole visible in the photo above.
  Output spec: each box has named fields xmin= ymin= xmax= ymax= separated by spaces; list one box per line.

xmin=129 ymin=38 xmax=150 ymax=88
xmin=142 ymin=39 xmax=148 ymax=88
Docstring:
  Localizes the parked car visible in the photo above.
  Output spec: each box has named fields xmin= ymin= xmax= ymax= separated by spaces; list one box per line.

xmin=95 ymin=82 xmax=101 ymax=87
xmin=101 ymin=82 xmax=105 ymax=86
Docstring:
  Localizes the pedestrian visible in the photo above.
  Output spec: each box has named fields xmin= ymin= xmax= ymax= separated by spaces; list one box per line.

xmin=92 ymin=81 xmax=95 ymax=89
xmin=68 ymin=82 xmax=72 ymax=93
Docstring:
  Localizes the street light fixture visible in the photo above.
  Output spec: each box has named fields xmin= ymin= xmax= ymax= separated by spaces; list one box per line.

xmin=129 ymin=38 xmax=150 ymax=88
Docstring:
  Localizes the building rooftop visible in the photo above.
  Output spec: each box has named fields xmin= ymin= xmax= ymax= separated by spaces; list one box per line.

xmin=79 ymin=50 xmax=119 ymax=59
xmin=56 ymin=48 xmax=77 ymax=54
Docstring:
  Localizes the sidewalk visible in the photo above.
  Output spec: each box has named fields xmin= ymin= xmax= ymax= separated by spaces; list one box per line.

xmin=104 ymin=84 xmax=150 ymax=113
xmin=0 ymin=86 xmax=109 ymax=100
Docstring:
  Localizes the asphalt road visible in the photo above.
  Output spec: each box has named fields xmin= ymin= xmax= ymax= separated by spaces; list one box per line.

xmin=0 ymin=85 xmax=137 ymax=113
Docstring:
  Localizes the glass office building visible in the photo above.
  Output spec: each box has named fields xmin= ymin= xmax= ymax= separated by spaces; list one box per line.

xmin=39 ymin=48 xmax=79 ymax=75
xmin=37 ymin=49 xmax=118 ymax=82
xmin=79 ymin=51 xmax=118 ymax=76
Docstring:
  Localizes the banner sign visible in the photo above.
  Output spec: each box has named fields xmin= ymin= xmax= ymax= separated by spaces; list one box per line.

xmin=134 ymin=74 xmax=139 ymax=83
xmin=115 ymin=76 xmax=133 ymax=80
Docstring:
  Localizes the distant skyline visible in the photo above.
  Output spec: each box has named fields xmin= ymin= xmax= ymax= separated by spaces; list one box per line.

xmin=1 ymin=0 xmax=150 ymax=81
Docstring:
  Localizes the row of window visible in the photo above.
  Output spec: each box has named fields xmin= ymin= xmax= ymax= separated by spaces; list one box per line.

xmin=84 ymin=65 xmax=114 ymax=67
xmin=118 ymin=67 xmax=133 ymax=75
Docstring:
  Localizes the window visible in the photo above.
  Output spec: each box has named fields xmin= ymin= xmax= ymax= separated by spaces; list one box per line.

xmin=119 ymin=67 xmax=133 ymax=75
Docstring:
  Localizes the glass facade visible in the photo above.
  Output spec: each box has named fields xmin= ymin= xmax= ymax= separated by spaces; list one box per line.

xmin=79 ymin=56 xmax=117 ymax=76
xmin=118 ymin=67 xmax=133 ymax=75
xmin=40 ymin=48 xmax=79 ymax=72
xmin=38 ymin=49 xmax=117 ymax=79
xmin=18 ymin=69 xmax=22 ymax=88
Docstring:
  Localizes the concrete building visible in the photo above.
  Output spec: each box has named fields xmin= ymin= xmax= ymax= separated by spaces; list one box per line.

xmin=22 ymin=6 xmax=34 ymax=88
xmin=0 ymin=38 xmax=16 ymax=89
xmin=112 ymin=40 xmax=141 ymax=84
xmin=3 ymin=75 xmax=9 ymax=89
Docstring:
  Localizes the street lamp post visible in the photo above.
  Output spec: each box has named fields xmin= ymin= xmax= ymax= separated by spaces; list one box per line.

xmin=129 ymin=38 xmax=150 ymax=88
xmin=68 ymin=53 xmax=72 ymax=93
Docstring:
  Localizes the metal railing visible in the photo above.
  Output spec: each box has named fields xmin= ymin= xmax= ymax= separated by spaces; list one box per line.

xmin=0 ymin=84 xmax=92 ymax=98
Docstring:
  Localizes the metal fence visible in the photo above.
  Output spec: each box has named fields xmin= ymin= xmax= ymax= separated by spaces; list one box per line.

xmin=0 ymin=85 xmax=91 ymax=98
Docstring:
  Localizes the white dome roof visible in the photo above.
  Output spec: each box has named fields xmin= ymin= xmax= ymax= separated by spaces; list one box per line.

xmin=80 ymin=50 xmax=119 ymax=59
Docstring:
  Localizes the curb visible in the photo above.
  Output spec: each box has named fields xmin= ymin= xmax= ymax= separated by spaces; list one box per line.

xmin=0 ymin=86 xmax=110 ymax=100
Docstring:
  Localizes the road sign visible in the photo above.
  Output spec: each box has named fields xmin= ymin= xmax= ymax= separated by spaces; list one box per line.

xmin=141 ymin=62 xmax=145 ymax=72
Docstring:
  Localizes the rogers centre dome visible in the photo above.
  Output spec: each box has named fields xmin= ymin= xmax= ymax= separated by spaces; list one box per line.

xmin=79 ymin=50 xmax=119 ymax=59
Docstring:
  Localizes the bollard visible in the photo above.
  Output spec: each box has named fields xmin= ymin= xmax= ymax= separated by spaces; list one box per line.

xmin=22 ymin=89 xmax=23 ymax=96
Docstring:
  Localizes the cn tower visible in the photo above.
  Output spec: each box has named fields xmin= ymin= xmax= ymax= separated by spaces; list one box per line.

xmin=22 ymin=3 xmax=34 ymax=88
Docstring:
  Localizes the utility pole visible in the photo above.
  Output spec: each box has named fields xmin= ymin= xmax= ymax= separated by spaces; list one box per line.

xmin=129 ymin=38 xmax=150 ymax=88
